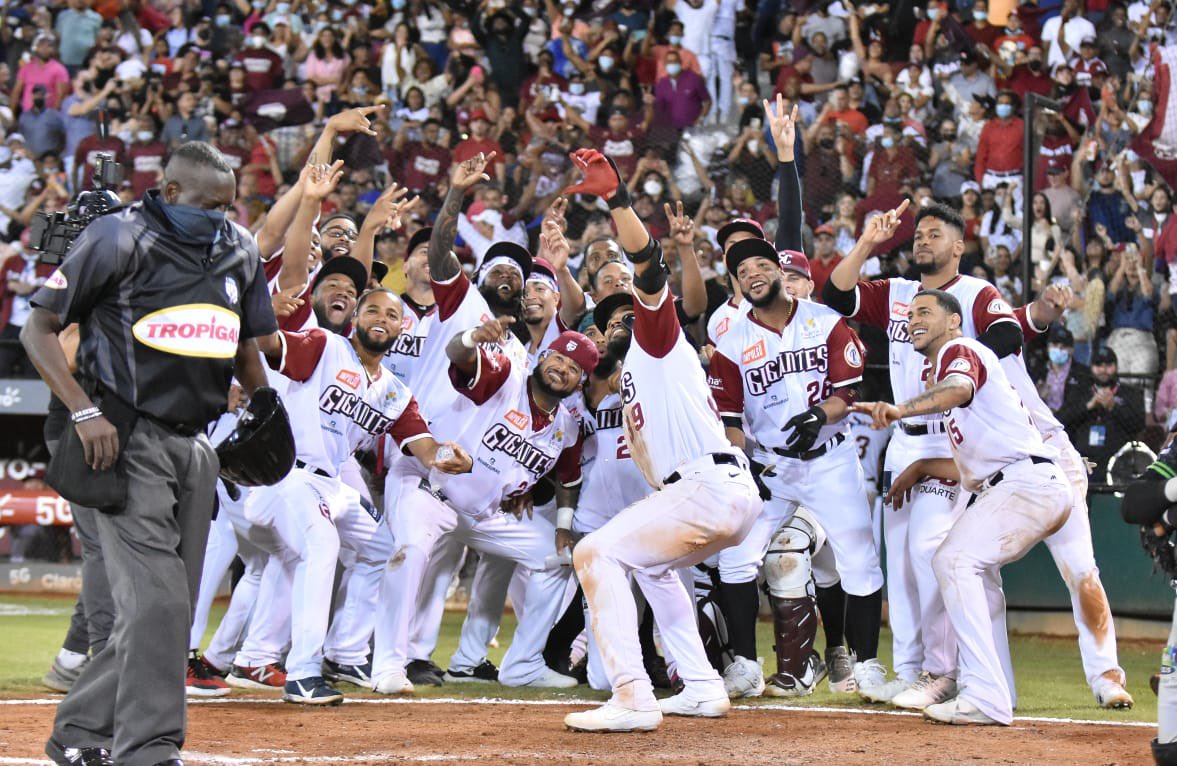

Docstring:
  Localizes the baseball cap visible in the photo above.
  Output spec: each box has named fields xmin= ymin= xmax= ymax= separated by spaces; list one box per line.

xmin=1048 ymin=325 xmax=1074 ymax=347
xmin=814 ymin=223 xmax=835 ymax=237
xmin=478 ymin=241 xmax=532 ymax=283
xmin=408 ymin=227 xmax=432 ymax=255
xmin=371 ymin=259 xmax=390 ymax=284
xmin=961 ymin=180 xmax=981 ymax=195
xmin=1080 ymin=35 xmax=1096 ymax=46
xmin=313 ymin=255 xmax=369 ymax=296
xmin=778 ymin=250 xmax=811 ymax=279
xmin=1046 ymin=161 xmax=1066 ymax=175
xmin=1091 ymin=346 xmax=1118 ymax=366
xmin=527 ymin=256 xmax=560 ymax=292
xmin=546 ymin=330 xmax=600 ymax=377
xmin=469 ymin=108 xmax=491 ymax=124
xmin=725 ymin=237 xmax=780 ymax=276
xmin=593 ymin=291 xmax=635 ymax=332
xmin=6 ymin=132 xmax=26 ymax=145
xmin=716 ymin=218 xmax=765 ymax=251
xmin=537 ymin=106 xmax=562 ymax=123
xmin=959 ymin=48 xmax=978 ymax=64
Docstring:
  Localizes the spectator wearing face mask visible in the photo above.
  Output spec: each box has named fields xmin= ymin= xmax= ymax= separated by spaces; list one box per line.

xmin=652 ymin=50 xmax=710 ymax=133
xmin=645 ymin=19 xmax=702 ymax=81
xmin=233 ymin=23 xmax=284 ymax=91
xmin=1059 ymin=345 xmax=1145 ymax=482
xmin=1038 ymin=325 xmax=1085 ymax=411
xmin=975 ymin=90 xmax=1024 ymax=192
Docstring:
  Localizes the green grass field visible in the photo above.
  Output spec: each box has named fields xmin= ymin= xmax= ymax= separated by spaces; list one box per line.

xmin=0 ymin=593 xmax=1162 ymax=722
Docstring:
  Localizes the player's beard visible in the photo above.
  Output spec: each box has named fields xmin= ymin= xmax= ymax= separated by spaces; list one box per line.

xmin=313 ymin=301 xmax=350 ymax=335
xmin=480 ymin=283 xmax=527 ymax=340
xmin=531 ymin=364 xmax=575 ymax=399
xmin=606 ymin=330 xmax=632 ymax=359
xmin=355 ymin=324 xmax=396 ymax=355
xmin=746 ymin=278 xmax=784 ymax=309
xmin=911 ymin=250 xmax=947 ymax=275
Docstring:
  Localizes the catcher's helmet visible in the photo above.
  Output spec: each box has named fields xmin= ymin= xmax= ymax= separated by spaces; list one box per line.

xmin=215 ymin=387 xmax=296 ymax=487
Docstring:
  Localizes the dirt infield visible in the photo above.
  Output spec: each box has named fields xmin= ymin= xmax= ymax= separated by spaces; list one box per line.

xmin=0 ymin=698 xmax=1155 ymax=765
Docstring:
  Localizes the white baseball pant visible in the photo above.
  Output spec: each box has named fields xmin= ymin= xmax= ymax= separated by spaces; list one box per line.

xmin=723 ymin=439 xmax=882 ymax=596
xmin=574 ymin=456 xmax=762 ymax=710
xmin=933 ymin=458 xmax=1071 ymax=724
xmin=883 ymin=433 xmax=962 ymax=682
xmin=245 ymin=467 xmax=393 ymax=681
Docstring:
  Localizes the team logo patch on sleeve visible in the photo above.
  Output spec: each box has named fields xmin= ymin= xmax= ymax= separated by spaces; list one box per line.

xmin=742 ymin=340 xmax=767 ymax=364
xmin=715 ymin=317 xmax=731 ymax=337
xmin=336 ymin=369 xmax=362 ymax=389
xmin=947 ymin=357 xmax=973 ymax=374
xmin=844 ymin=342 xmax=863 ymax=367
xmin=45 ymin=270 xmax=68 ymax=290
xmin=224 ymin=276 xmax=238 ymax=305
xmin=988 ymin=298 xmax=1012 ymax=314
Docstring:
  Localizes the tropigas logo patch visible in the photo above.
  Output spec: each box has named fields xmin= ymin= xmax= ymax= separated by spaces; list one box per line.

xmin=132 ymin=304 xmax=240 ymax=358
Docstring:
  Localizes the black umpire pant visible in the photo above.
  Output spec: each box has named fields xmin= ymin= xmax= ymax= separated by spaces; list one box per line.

xmin=47 ymin=419 xmax=218 ymax=766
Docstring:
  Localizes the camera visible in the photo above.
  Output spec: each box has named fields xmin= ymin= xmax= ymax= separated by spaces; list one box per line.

xmin=28 ymin=152 xmax=123 ymax=265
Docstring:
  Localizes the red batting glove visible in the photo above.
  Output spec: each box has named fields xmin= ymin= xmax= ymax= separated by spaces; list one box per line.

xmin=564 ymin=149 xmax=631 ymax=208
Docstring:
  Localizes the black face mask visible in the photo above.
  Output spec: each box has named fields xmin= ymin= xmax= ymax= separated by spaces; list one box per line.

xmin=33 ymin=97 xmax=45 ymax=110
xmin=941 ymin=132 xmax=957 ymax=141
xmin=819 ymin=137 xmax=835 ymax=149
xmin=1028 ymin=59 xmax=1043 ymax=72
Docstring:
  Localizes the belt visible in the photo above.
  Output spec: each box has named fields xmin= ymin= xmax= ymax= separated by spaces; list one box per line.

xmin=140 ymin=411 xmax=203 ymax=437
xmin=900 ymin=421 xmax=947 ymax=436
xmin=985 ymin=169 xmax=1022 ymax=177
xmin=772 ymin=432 xmax=846 ymax=461
xmin=983 ymin=455 xmax=1053 ymax=490
xmin=663 ymin=452 xmax=742 ymax=486
xmin=295 ymin=459 xmax=332 ymax=478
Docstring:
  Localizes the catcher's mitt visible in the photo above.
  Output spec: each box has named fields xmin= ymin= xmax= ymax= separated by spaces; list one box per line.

xmin=1140 ymin=517 xmax=1177 ymax=581
xmin=215 ymin=387 xmax=295 ymax=487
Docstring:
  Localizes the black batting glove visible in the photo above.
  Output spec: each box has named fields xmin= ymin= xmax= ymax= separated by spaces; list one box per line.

xmin=781 ymin=405 xmax=828 ymax=453
xmin=748 ymin=457 xmax=774 ymax=501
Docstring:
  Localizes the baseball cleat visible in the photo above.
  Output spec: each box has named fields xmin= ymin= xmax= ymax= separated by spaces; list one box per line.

xmin=186 ymin=652 xmax=230 ymax=697
xmin=406 ymin=659 xmax=445 ymax=687
xmin=890 ymin=672 xmax=958 ymax=710
xmin=564 ymin=702 xmax=662 ymax=732
xmin=825 ymin=646 xmax=857 ymax=693
xmin=43 ymin=656 xmax=88 ymax=693
xmin=659 ymin=686 xmax=731 ymax=718
xmin=282 ymin=676 xmax=344 ymax=705
xmin=444 ymin=659 xmax=499 ymax=683
xmin=521 ymin=666 xmax=579 ymax=688
xmin=922 ymin=696 xmax=1003 ymax=726
xmin=62 ymin=747 xmax=114 ymax=766
xmin=763 ymin=651 xmax=826 ymax=698
xmin=226 ymin=662 xmax=287 ymax=690
xmin=852 ymin=658 xmax=887 ymax=691
xmin=1093 ymin=673 xmax=1134 ymax=709
xmin=860 ymin=676 xmax=913 ymax=703
xmin=373 ymin=670 xmax=415 ymax=695
xmin=323 ymin=659 xmax=373 ymax=688
xmin=723 ymin=655 xmax=766 ymax=699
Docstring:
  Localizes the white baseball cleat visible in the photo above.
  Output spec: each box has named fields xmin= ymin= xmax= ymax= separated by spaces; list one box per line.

xmin=852 ymin=658 xmax=887 ymax=691
xmin=859 ymin=675 xmax=914 ymax=703
xmin=890 ymin=672 xmax=958 ymax=710
xmin=564 ymin=703 xmax=662 ymax=732
xmin=521 ymin=666 xmax=579 ymax=689
xmin=922 ymin=696 xmax=1003 ymax=725
xmin=659 ymin=687 xmax=731 ymax=718
xmin=372 ymin=671 xmax=415 ymax=695
xmin=722 ymin=656 xmax=765 ymax=699
xmin=1093 ymin=674 xmax=1134 ymax=709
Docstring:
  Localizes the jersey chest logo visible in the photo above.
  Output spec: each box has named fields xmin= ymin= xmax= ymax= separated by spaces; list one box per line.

xmin=742 ymin=340 xmax=767 ymax=364
xmin=132 ymin=303 xmax=241 ymax=359
xmin=505 ymin=410 xmax=530 ymax=430
xmin=336 ymin=369 xmax=362 ymax=389
xmin=744 ymin=346 xmax=828 ymax=396
xmin=386 ymin=334 xmax=425 ymax=358
xmin=320 ymin=384 xmax=394 ymax=435
xmin=480 ymin=423 xmax=558 ymax=478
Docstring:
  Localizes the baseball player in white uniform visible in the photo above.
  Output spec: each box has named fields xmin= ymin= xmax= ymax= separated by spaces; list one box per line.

xmin=857 ymin=289 xmax=1071 ymax=725
xmin=251 ymin=287 xmax=472 ymax=705
xmin=709 ymin=240 xmax=884 ymax=699
xmin=561 ymin=148 xmax=762 ymax=733
xmin=706 ymin=219 xmax=760 ymax=347
xmin=824 ymin=201 xmax=1026 ymax=710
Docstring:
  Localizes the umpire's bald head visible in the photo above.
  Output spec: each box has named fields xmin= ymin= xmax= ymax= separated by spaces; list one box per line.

xmin=163 ymin=141 xmax=237 ymax=211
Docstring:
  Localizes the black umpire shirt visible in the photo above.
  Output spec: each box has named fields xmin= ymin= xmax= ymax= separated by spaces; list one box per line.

xmin=30 ymin=191 xmax=278 ymax=431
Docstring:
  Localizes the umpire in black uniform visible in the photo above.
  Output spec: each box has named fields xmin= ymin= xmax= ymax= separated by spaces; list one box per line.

xmin=21 ymin=142 xmax=279 ymax=766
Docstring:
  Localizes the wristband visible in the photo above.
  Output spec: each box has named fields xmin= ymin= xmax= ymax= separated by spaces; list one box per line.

xmin=71 ymin=406 xmax=102 ymax=424
xmin=461 ymin=329 xmax=477 ymax=348
xmin=556 ymin=506 xmax=574 ymax=531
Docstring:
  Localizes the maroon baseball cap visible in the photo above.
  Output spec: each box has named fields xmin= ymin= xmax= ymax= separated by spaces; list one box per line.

xmin=469 ymin=108 xmax=491 ymax=124
xmin=547 ymin=330 xmax=600 ymax=376
xmin=814 ymin=223 xmax=835 ymax=237
xmin=778 ymin=250 xmax=812 ymax=279
xmin=716 ymin=218 xmax=765 ymax=251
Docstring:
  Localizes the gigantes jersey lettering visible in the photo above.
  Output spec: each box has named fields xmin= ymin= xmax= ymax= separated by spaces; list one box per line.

xmin=272 ymin=329 xmax=430 ymax=474
xmin=932 ymin=337 xmax=1056 ymax=492
xmin=709 ymin=300 xmax=865 ymax=450
xmin=435 ymin=346 xmax=582 ymax=518
xmin=382 ymin=296 xmax=433 ymax=385
xmin=622 ymin=286 xmax=733 ymax=487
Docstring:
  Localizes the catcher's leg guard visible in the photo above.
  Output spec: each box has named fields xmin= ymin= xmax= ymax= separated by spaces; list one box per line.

xmin=762 ymin=513 xmax=826 ymax=697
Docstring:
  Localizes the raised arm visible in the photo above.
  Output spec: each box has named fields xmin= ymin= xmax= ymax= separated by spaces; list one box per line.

xmin=279 ymin=160 xmax=344 ymax=293
xmin=256 ymin=165 xmax=311 ymax=260
xmin=665 ymin=200 xmax=708 ymax=318
xmin=764 ymin=94 xmax=803 ymax=252
xmin=445 ymin=315 xmax=515 ymax=376
xmin=353 ymin=182 xmax=416 ymax=279
xmin=428 ymin=151 xmax=497 ymax=282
